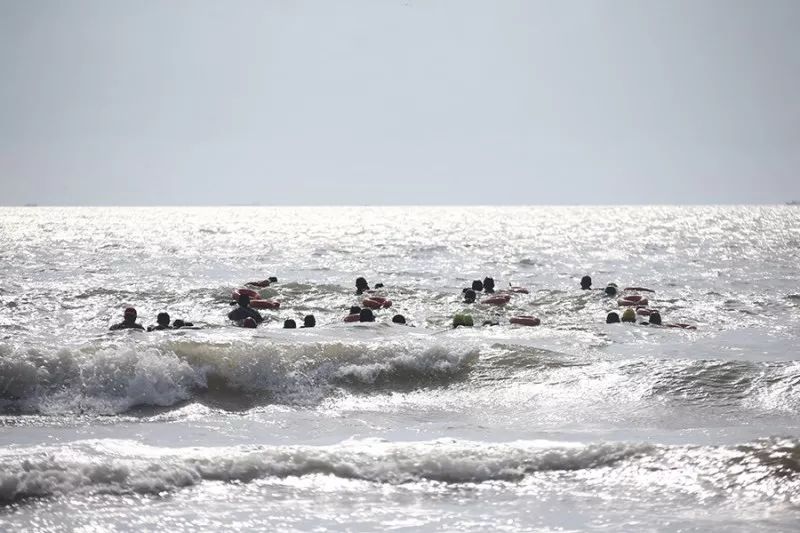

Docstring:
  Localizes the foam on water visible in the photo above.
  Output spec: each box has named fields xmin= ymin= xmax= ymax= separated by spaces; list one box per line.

xmin=1 ymin=437 xmax=797 ymax=506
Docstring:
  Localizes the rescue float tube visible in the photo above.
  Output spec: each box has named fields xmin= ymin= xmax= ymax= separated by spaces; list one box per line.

xmin=483 ymin=294 xmax=511 ymax=305
xmin=618 ymin=295 xmax=649 ymax=307
xmin=362 ymin=297 xmax=392 ymax=309
xmin=636 ymin=308 xmax=656 ymax=316
xmin=233 ymin=288 xmax=260 ymax=300
xmin=249 ymin=299 xmax=280 ymax=310
xmin=343 ymin=314 xmax=361 ymax=322
xmin=510 ymin=316 xmax=540 ymax=326
xmin=624 ymin=287 xmax=655 ymax=293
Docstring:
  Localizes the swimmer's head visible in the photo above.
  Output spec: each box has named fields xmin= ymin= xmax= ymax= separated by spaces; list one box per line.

xmin=648 ymin=311 xmax=662 ymax=325
xmin=621 ymin=308 xmax=636 ymax=322
xmin=268 ymin=276 xmax=278 ymax=283
xmin=392 ymin=314 xmax=406 ymax=324
xmin=124 ymin=307 xmax=137 ymax=321
xmin=283 ymin=319 xmax=297 ymax=329
xmin=355 ymin=277 xmax=369 ymax=294
xmin=349 ymin=305 xmax=361 ymax=315
xmin=238 ymin=293 xmax=251 ymax=307
xmin=157 ymin=312 xmax=170 ymax=326
xmin=452 ymin=313 xmax=474 ymax=328
xmin=303 ymin=314 xmax=316 ymax=328
xmin=581 ymin=275 xmax=592 ymax=290
xmin=173 ymin=319 xmax=185 ymax=328
xmin=463 ymin=289 xmax=476 ymax=304
xmin=243 ymin=317 xmax=257 ymax=328
xmin=471 ymin=280 xmax=484 ymax=292
xmin=359 ymin=308 xmax=375 ymax=322
xmin=483 ymin=277 xmax=495 ymax=293
xmin=606 ymin=311 xmax=620 ymax=324
xmin=374 ymin=283 xmax=384 ymax=289
xmin=605 ymin=284 xmax=618 ymax=297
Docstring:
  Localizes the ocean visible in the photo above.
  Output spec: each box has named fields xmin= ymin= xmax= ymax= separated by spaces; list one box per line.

xmin=1 ymin=206 xmax=798 ymax=532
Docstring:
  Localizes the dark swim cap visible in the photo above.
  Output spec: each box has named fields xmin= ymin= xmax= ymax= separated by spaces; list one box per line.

xmin=303 ymin=315 xmax=316 ymax=328
xmin=283 ymin=319 xmax=297 ymax=329
xmin=606 ymin=312 xmax=620 ymax=324
xmin=581 ymin=275 xmax=592 ymax=289
xmin=605 ymin=285 xmax=618 ymax=297
xmin=471 ymin=280 xmax=484 ymax=292
xmin=648 ymin=311 xmax=662 ymax=325
xmin=392 ymin=314 xmax=406 ymax=324
xmin=483 ymin=277 xmax=495 ymax=293
xmin=124 ymin=307 xmax=137 ymax=318
xmin=359 ymin=308 xmax=375 ymax=322
xmin=157 ymin=312 xmax=170 ymax=325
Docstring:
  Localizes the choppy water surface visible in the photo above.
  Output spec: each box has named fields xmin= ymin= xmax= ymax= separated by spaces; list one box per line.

xmin=1 ymin=206 xmax=799 ymax=532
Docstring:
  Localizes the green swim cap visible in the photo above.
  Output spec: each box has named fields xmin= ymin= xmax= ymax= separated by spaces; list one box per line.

xmin=621 ymin=308 xmax=636 ymax=322
xmin=452 ymin=313 xmax=474 ymax=328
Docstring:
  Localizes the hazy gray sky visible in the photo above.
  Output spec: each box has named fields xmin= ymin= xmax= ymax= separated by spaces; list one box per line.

xmin=1 ymin=0 xmax=798 ymax=205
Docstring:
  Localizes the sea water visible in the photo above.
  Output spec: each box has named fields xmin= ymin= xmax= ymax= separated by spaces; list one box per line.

xmin=0 ymin=206 xmax=798 ymax=532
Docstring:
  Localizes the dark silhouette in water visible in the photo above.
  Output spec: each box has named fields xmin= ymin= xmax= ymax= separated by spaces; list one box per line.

xmin=110 ymin=307 xmax=144 ymax=331
xmin=228 ymin=293 xmax=264 ymax=323
xmin=148 ymin=312 xmax=172 ymax=331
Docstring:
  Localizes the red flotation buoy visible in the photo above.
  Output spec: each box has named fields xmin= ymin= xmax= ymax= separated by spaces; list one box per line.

xmin=510 ymin=316 xmax=540 ymax=326
xmin=483 ymin=294 xmax=511 ymax=305
xmin=233 ymin=288 xmax=260 ymax=300
xmin=362 ymin=297 xmax=392 ymax=309
xmin=343 ymin=313 xmax=361 ymax=323
xmin=249 ymin=299 xmax=280 ymax=310
xmin=618 ymin=296 xmax=648 ymax=307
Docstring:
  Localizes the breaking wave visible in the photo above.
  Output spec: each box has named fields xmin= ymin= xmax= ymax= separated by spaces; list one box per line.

xmin=1 ymin=437 xmax=797 ymax=505
xmin=0 ymin=340 xmax=479 ymax=415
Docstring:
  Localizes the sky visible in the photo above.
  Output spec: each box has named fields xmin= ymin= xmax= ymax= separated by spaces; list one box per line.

xmin=1 ymin=0 xmax=798 ymax=205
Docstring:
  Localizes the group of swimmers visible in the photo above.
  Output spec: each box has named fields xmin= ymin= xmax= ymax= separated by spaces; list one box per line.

xmin=109 ymin=308 xmax=194 ymax=331
xmin=580 ymin=275 xmax=697 ymax=330
xmin=109 ymin=273 xmax=695 ymax=332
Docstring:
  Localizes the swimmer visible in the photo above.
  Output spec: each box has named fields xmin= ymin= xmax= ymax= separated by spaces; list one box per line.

xmin=359 ymin=308 xmax=375 ymax=322
xmin=110 ymin=307 xmax=145 ymax=331
xmin=301 ymin=315 xmax=316 ymax=328
xmin=374 ymin=283 xmax=384 ymax=289
xmin=452 ymin=313 xmax=474 ymax=328
xmin=355 ymin=277 xmax=370 ymax=295
xmin=392 ymin=314 xmax=406 ymax=324
xmin=621 ymin=308 xmax=636 ymax=323
xmin=147 ymin=312 xmax=172 ymax=331
xmin=647 ymin=311 xmax=662 ymax=326
xmin=605 ymin=283 xmax=619 ymax=297
xmin=172 ymin=319 xmax=195 ymax=329
xmin=581 ymin=275 xmax=592 ymax=290
xmin=283 ymin=319 xmax=297 ymax=329
xmin=483 ymin=277 xmax=495 ymax=293
xmin=472 ymin=280 xmax=484 ymax=292
xmin=463 ymin=289 xmax=477 ymax=304
xmin=227 ymin=293 xmax=264 ymax=323
xmin=246 ymin=279 xmax=271 ymax=288
xmin=606 ymin=311 xmax=620 ymax=324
